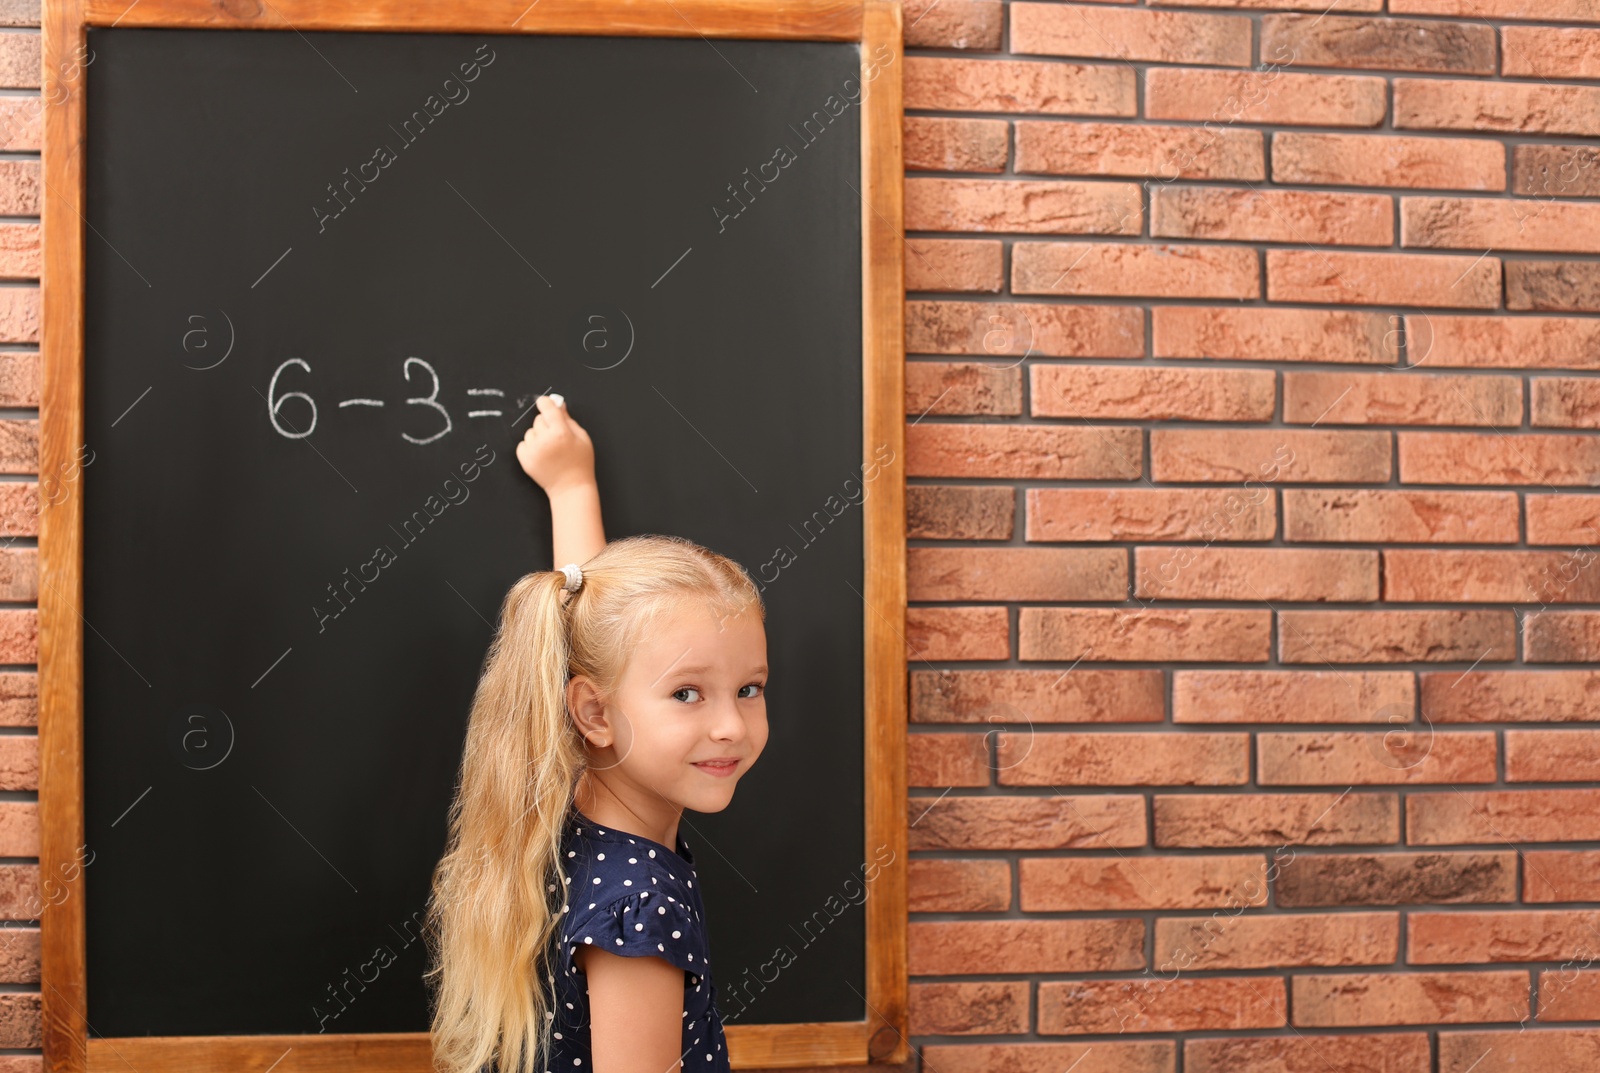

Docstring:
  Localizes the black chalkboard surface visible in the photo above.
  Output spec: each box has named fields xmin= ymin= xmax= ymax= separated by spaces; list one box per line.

xmin=82 ymin=26 xmax=864 ymax=1037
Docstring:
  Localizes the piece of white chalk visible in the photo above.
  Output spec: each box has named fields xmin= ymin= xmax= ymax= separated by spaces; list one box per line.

xmin=548 ymin=393 xmax=565 ymax=408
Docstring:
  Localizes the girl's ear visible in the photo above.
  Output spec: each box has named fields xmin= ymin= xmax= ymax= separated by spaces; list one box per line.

xmin=566 ymin=674 xmax=610 ymax=746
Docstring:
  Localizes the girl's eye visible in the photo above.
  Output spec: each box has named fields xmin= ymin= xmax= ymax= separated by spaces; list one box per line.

xmin=673 ymin=687 xmax=701 ymax=703
xmin=740 ymin=684 xmax=765 ymax=700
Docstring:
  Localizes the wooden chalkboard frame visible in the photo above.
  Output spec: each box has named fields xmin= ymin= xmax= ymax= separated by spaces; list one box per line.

xmin=38 ymin=1 xmax=906 ymax=1069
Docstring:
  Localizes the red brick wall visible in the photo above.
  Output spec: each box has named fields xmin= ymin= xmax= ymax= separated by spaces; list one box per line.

xmin=902 ymin=2 xmax=1600 ymax=1071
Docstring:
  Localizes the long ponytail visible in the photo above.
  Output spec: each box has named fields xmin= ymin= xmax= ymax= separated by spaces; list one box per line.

xmin=424 ymin=569 xmax=582 ymax=1073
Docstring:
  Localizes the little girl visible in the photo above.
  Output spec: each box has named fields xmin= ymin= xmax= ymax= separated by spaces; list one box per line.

xmin=424 ymin=395 xmax=768 ymax=1073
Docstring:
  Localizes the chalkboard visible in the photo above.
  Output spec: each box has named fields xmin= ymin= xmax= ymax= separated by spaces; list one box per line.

xmin=74 ymin=21 xmax=880 ymax=1047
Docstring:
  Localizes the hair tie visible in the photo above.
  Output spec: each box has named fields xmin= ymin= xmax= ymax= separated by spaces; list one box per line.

xmin=559 ymin=563 xmax=584 ymax=593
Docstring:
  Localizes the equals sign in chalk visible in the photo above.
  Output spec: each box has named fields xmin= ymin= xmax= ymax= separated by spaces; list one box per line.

xmin=466 ymin=387 xmax=504 ymax=418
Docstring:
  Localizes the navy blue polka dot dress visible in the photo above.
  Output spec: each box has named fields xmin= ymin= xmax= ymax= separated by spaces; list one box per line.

xmin=546 ymin=805 xmax=729 ymax=1071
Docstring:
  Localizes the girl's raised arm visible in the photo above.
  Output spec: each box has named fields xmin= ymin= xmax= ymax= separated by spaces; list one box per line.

xmin=516 ymin=394 xmax=606 ymax=566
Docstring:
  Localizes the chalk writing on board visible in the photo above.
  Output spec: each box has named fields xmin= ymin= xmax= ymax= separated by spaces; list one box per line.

xmin=312 ymin=443 xmax=497 ymax=634
xmin=314 ymin=43 xmax=497 ymax=234
xmin=268 ymin=357 xmax=534 ymax=444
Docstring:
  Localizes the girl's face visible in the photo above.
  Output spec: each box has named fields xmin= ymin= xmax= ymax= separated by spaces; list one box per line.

xmin=595 ymin=598 xmax=768 ymax=815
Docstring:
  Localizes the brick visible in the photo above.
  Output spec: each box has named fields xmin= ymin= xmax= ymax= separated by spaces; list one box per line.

xmin=1266 ymin=250 xmax=1501 ymax=309
xmin=1526 ymin=611 xmax=1600 ymax=662
xmin=907 ymin=360 xmax=1020 ymax=416
xmin=1014 ymin=120 xmax=1264 ymax=181
xmin=996 ymin=730 xmax=1250 ymax=786
xmin=1155 ymin=0 xmax=1382 ymax=8
xmin=1392 ymin=0 xmax=1600 ymax=19
xmin=0 ymin=35 xmax=33 ymax=90
xmin=1293 ymin=971 xmax=1528 ymax=1027
xmin=1528 ymin=494 xmax=1600 ymax=545
xmin=1028 ymin=487 xmax=1277 ymax=543
xmin=910 ymin=668 xmax=1165 ymax=724
xmin=907 ymin=424 xmax=1142 ymax=479
xmin=0 ymin=101 xmax=37 ymax=152
xmin=1278 ymin=610 xmax=1515 ymax=664
xmin=0 ymin=482 xmax=40 ymax=539
xmin=1510 ymin=262 xmax=1600 ymax=313
xmin=922 ymin=1042 xmax=1175 ymax=1073
xmin=909 ymin=732 xmax=992 ymax=788
xmin=910 ymin=917 xmax=1143 ymax=975
xmin=1039 ymin=976 xmax=1286 ymax=1034
xmin=1188 ymin=1036 xmax=1430 ymax=1073
xmin=906 ymin=606 xmax=1009 ymax=661
xmin=1264 ymin=15 xmax=1495 ymax=74
xmin=1152 ymin=429 xmax=1390 ymax=483
xmin=1508 ymin=729 xmax=1600 ymax=781
xmin=1156 ymin=912 xmax=1398 ymax=970
xmin=1407 ymin=315 xmax=1600 ymax=371
xmin=909 ymin=982 xmax=1029 ymax=1036
xmin=1258 ymin=729 xmax=1495 ymax=785
xmin=1134 ymin=547 xmax=1378 ymax=602
xmin=1173 ymin=670 xmax=1415 ymax=725
xmin=1534 ymin=378 xmax=1600 ymax=428
xmin=1395 ymin=79 xmax=1600 ymax=135
xmin=1011 ymin=4 xmax=1251 ymax=67
xmin=1513 ymin=145 xmax=1600 ymax=198
xmin=0 ymin=354 xmax=35 ymax=408
xmin=1146 ymin=68 xmax=1387 ymax=127
xmin=905 ymin=56 xmax=1135 ymax=117
xmin=0 ymin=2 xmax=36 ymax=27
xmin=0 ymin=674 xmax=34 ymax=727
xmin=1404 ymin=196 xmax=1600 ymax=254
xmin=1285 ymin=489 xmax=1519 ymax=544
xmin=1399 ymin=431 xmax=1600 ymax=485
xmin=905 ymin=177 xmax=1142 ymax=234
xmin=1537 ymin=970 xmax=1600 ymax=1020
xmin=1155 ymin=792 xmax=1399 ymax=847
xmin=1153 ymin=307 xmax=1398 ymax=365
xmin=1276 ymin=851 xmax=1517 ymax=907
xmin=909 ymin=547 xmax=1125 ymax=602
xmin=0 ymin=223 xmax=35 ymax=279
xmin=909 ymin=858 xmax=1010 ymax=913
xmin=1152 ymin=187 xmax=1392 ymax=246
xmin=1441 ymin=1031 xmax=1600 ymax=1073
xmin=0 ymin=290 xmax=35 ymax=345
xmin=1525 ymin=850 xmax=1600 ymax=902
xmin=1423 ymin=670 xmax=1600 ymax=724
xmin=1385 ymin=549 xmax=1600 ymax=604
xmin=1031 ymin=364 xmax=1275 ymax=421
xmin=1019 ymin=854 xmax=1264 ymax=911
xmin=1273 ymin=132 xmax=1505 ymax=192
xmin=907 ymin=795 xmax=1146 ymax=851
xmin=907 ymin=299 xmax=1143 ymax=358
xmin=0 ymin=161 xmax=36 ymax=214
xmin=907 ymin=485 xmax=1014 ymax=541
xmin=1284 ymin=371 xmax=1518 ymax=427
xmin=1504 ymin=26 xmax=1600 ymax=79
xmin=904 ymin=0 xmax=1002 ymax=51
xmin=1012 ymin=242 xmax=1258 ymax=299
xmin=903 ymin=117 xmax=1008 ymax=174
xmin=0 ymin=610 xmax=32 ymax=663
xmin=0 ymin=804 xmax=34 ymax=857
xmin=1409 ymin=789 xmax=1600 ymax=844
xmin=1020 ymin=607 xmax=1272 ymax=662
xmin=905 ymin=237 xmax=1005 ymax=293
xmin=1411 ymin=909 xmax=1600 ymax=962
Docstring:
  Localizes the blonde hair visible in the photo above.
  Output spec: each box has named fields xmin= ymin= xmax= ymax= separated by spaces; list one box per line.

xmin=423 ymin=533 xmax=765 ymax=1073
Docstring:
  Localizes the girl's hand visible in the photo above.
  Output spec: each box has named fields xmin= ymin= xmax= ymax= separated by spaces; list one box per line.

xmin=517 ymin=394 xmax=595 ymax=495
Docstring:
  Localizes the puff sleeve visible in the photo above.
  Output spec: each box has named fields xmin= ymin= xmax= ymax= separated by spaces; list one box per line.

xmin=561 ymin=889 xmax=702 ymax=981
